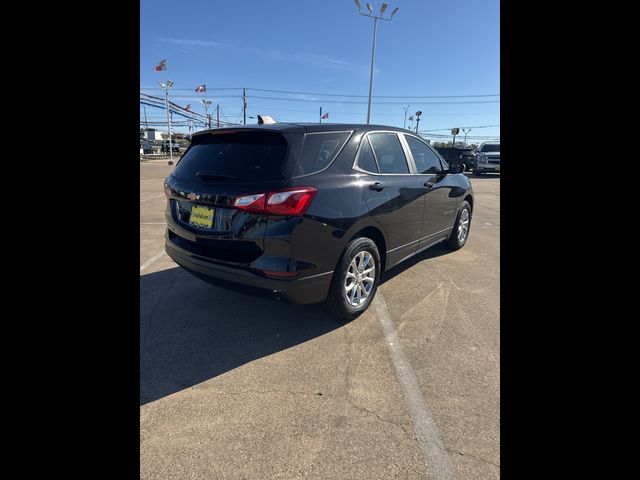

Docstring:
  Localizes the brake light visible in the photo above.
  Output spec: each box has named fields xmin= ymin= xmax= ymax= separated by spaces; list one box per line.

xmin=233 ymin=187 xmax=317 ymax=216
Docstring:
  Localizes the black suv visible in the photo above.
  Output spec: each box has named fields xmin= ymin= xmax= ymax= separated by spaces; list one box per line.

xmin=164 ymin=123 xmax=473 ymax=319
xmin=434 ymin=146 xmax=476 ymax=172
xmin=161 ymin=140 xmax=180 ymax=154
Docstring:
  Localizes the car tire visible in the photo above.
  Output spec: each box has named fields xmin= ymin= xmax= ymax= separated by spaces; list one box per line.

xmin=444 ymin=201 xmax=472 ymax=250
xmin=324 ymin=237 xmax=381 ymax=321
xmin=474 ymin=169 xmax=482 ymax=176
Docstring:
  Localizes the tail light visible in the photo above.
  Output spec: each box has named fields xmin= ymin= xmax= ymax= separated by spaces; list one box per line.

xmin=233 ymin=187 xmax=317 ymax=216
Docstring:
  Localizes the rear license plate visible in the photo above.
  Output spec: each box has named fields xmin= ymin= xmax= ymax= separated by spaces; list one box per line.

xmin=189 ymin=204 xmax=215 ymax=229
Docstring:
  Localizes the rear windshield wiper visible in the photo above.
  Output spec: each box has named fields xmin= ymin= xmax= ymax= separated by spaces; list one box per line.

xmin=195 ymin=172 xmax=238 ymax=182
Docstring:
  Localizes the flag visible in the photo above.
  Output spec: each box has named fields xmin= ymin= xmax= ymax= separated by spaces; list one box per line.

xmin=195 ymin=84 xmax=206 ymax=93
xmin=154 ymin=59 xmax=167 ymax=72
xmin=321 ymin=112 xmax=329 ymax=119
xmin=184 ymin=104 xmax=191 ymax=111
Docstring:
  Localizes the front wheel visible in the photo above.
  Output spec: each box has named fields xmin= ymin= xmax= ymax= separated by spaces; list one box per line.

xmin=444 ymin=201 xmax=472 ymax=250
xmin=324 ymin=237 xmax=381 ymax=321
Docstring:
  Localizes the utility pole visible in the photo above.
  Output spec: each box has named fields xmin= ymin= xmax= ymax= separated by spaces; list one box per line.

xmin=243 ymin=88 xmax=247 ymax=125
xmin=320 ymin=106 xmax=322 ymax=124
xmin=402 ymin=104 xmax=410 ymax=130
xmin=216 ymin=104 xmax=220 ymax=128
xmin=159 ymin=80 xmax=174 ymax=165
xmin=415 ymin=111 xmax=422 ymax=134
xmin=463 ymin=128 xmax=472 ymax=146
xmin=354 ymin=1 xmax=400 ymax=124
xmin=143 ymin=106 xmax=149 ymax=136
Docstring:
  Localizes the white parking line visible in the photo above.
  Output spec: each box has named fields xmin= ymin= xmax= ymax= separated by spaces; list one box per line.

xmin=141 ymin=193 xmax=165 ymax=202
xmin=373 ymin=293 xmax=458 ymax=480
xmin=140 ymin=250 xmax=166 ymax=273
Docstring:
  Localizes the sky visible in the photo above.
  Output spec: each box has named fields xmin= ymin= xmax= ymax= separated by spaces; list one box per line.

xmin=140 ymin=0 xmax=500 ymax=141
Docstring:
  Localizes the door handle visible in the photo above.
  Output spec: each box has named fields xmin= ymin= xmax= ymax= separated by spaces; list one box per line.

xmin=424 ymin=180 xmax=434 ymax=188
xmin=369 ymin=182 xmax=385 ymax=191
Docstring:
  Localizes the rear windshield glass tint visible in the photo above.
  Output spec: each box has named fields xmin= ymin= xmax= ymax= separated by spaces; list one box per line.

xmin=292 ymin=132 xmax=351 ymax=176
xmin=173 ymin=131 xmax=289 ymax=183
xmin=481 ymin=144 xmax=500 ymax=152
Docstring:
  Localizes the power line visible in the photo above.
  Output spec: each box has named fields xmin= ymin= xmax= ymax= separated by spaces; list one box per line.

xmin=421 ymin=124 xmax=500 ymax=131
xmin=140 ymin=87 xmax=243 ymax=91
xmin=247 ymin=87 xmax=499 ymax=99
xmin=248 ymin=95 xmax=500 ymax=105
xmin=140 ymin=86 xmax=499 ymax=99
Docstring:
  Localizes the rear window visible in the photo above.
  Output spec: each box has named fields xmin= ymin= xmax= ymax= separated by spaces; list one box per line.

xmin=480 ymin=144 xmax=500 ymax=152
xmin=173 ymin=131 xmax=290 ymax=183
xmin=368 ymin=132 xmax=409 ymax=174
xmin=292 ymin=131 xmax=351 ymax=177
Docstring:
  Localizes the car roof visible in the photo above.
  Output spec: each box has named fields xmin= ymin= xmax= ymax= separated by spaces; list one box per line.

xmin=192 ymin=122 xmax=416 ymax=137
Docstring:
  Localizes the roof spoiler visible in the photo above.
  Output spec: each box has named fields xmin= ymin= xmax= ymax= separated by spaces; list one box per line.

xmin=257 ymin=115 xmax=277 ymax=125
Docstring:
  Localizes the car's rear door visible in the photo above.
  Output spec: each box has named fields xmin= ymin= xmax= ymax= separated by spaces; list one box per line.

xmin=355 ymin=131 xmax=425 ymax=267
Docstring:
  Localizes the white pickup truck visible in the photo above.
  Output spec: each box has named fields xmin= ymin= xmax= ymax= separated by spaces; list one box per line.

xmin=474 ymin=141 xmax=500 ymax=175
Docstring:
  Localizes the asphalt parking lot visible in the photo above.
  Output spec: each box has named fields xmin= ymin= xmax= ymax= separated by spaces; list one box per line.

xmin=140 ymin=159 xmax=500 ymax=480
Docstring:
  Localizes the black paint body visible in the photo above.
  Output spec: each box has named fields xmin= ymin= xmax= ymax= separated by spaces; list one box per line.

xmin=164 ymin=123 xmax=473 ymax=304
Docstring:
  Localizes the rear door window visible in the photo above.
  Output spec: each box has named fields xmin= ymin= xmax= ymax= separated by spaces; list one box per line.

xmin=404 ymin=135 xmax=443 ymax=174
xmin=368 ymin=132 xmax=410 ymax=174
xmin=173 ymin=131 xmax=290 ymax=183
xmin=292 ymin=131 xmax=351 ymax=177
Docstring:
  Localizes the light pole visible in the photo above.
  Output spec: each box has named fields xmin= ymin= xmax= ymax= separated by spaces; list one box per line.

xmin=415 ymin=110 xmax=422 ymax=134
xmin=463 ymin=128 xmax=472 ymax=146
xmin=201 ymin=99 xmax=212 ymax=129
xmin=159 ymin=80 xmax=174 ymax=165
xmin=403 ymin=104 xmax=410 ymax=130
xmin=354 ymin=1 xmax=399 ymax=124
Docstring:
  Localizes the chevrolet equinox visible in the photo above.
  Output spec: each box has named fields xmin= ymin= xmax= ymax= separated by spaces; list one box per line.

xmin=164 ymin=122 xmax=473 ymax=320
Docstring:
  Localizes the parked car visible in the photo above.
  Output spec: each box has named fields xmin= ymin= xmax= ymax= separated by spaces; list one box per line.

xmin=163 ymin=123 xmax=473 ymax=320
xmin=140 ymin=142 xmax=154 ymax=154
xmin=474 ymin=141 xmax=500 ymax=176
xmin=434 ymin=146 xmax=476 ymax=172
xmin=161 ymin=140 xmax=180 ymax=154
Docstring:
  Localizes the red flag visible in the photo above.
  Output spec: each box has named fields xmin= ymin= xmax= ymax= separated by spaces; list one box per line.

xmin=154 ymin=59 xmax=167 ymax=72
xmin=195 ymin=84 xmax=206 ymax=93
xmin=321 ymin=112 xmax=329 ymax=119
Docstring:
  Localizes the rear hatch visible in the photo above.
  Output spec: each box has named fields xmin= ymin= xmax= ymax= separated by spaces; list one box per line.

xmin=165 ymin=128 xmax=305 ymax=264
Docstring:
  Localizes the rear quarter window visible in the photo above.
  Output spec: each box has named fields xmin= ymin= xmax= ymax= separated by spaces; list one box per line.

xmin=292 ymin=131 xmax=352 ymax=177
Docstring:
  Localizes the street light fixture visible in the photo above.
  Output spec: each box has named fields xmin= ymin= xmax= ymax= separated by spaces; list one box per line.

xmin=462 ymin=128 xmax=472 ymax=146
xmin=159 ymin=80 xmax=175 ymax=165
xmin=415 ymin=111 xmax=422 ymax=134
xmin=201 ymin=99 xmax=212 ymax=129
xmin=354 ymin=1 xmax=399 ymax=124
xmin=402 ymin=104 xmax=411 ymax=130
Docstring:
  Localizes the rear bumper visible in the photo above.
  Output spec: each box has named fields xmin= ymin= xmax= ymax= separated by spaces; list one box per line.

xmin=165 ymin=232 xmax=333 ymax=304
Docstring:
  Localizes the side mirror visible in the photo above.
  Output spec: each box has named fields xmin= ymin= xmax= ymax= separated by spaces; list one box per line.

xmin=448 ymin=163 xmax=464 ymax=174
